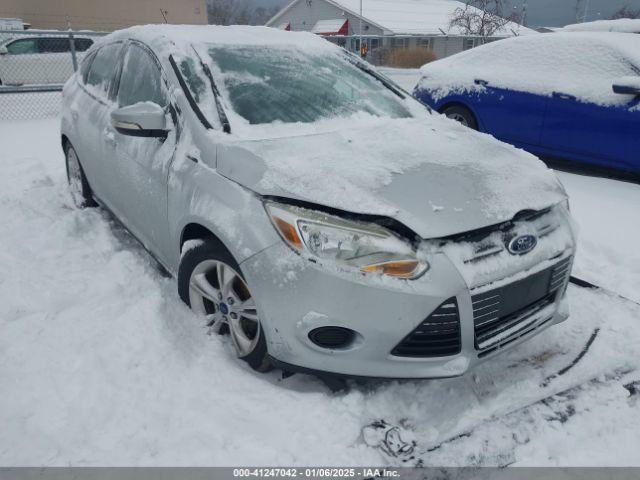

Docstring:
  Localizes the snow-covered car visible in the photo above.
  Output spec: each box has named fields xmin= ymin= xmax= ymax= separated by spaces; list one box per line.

xmin=414 ymin=32 xmax=640 ymax=175
xmin=0 ymin=35 xmax=93 ymax=85
xmin=60 ymin=25 xmax=576 ymax=380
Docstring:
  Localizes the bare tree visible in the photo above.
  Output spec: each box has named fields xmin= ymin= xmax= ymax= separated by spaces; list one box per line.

xmin=449 ymin=0 xmax=517 ymax=38
xmin=206 ymin=0 xmax=251 ymax=25
xmin=610 ymin=5 xmax=640 ymax=19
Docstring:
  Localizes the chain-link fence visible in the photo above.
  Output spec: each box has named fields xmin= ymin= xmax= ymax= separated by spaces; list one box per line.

xmin=0 ymin=29 xmax=106 ymax=120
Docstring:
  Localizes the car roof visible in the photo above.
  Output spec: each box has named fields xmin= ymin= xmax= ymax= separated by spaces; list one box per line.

xmin=464 ymin=31 xmax=640 ymax=63
xmin=94 ymin=24 xmax=336 ymax=58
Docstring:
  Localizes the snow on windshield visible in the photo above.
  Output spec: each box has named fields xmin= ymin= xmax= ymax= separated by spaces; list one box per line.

xmin=418 ymin=33 xmax=640 ymax=107
xmin=183 ymin=45 xmax=412 ymax=126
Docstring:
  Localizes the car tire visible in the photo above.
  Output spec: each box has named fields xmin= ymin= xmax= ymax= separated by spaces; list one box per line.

xmin=442 ymin=105 xmax=478 ymax=130
xmin=178 ymin=239 xmax=273 ymax=373
xmin=64 ymin=143 xmax=97 ymax=208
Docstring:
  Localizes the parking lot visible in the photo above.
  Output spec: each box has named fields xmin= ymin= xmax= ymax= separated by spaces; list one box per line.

xmin=1 ymin=69 xmax=639 ymax=466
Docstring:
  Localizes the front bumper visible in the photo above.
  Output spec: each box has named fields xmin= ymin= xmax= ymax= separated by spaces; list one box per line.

xmin=241 ymin=241 xmax=574 ymax=380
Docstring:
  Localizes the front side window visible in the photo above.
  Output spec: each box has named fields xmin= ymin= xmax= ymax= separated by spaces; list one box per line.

xmin=85 ymin=43 xmax=122 ymax=96
xmin=6 ymin=38 xmax=38 ymax=55
xmin=196 ymin=46 xmax=411 ymax=125
xmin=117 ymin=44 xmax=167 ymax=107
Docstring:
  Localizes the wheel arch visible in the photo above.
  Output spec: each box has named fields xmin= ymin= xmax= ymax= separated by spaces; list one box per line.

xmin=180 ymin=222 xmax=228 ymax=254
xmin=438 ymin=101 xmax=482 ymax=131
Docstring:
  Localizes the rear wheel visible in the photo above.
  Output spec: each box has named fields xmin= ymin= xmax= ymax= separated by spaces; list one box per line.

xmin=442 ymin=105 xmax=478 ymax=130
xmin=178 ymin=240 xmax=272 ymax=372
xmin=65 ymin=143 xmax=97 ymax=208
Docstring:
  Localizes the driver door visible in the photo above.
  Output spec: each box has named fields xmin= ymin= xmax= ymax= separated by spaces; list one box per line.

xmin=107 ymin=42 xmax=178 ymax=262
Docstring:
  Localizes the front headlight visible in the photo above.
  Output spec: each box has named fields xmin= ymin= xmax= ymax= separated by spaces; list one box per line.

xmin=265 ymin=202 xmax=429 ymax=279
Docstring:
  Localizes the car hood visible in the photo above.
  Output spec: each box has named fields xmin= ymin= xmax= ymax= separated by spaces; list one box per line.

xmin=216 ymin=116 xmax=566 ymax=239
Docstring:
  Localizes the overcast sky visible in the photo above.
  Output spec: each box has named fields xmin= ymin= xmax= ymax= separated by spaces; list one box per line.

xmin=255 ymin=0 xmax=640 ymax=28
xmin=510 ymin=0 xmax=640 ymax=27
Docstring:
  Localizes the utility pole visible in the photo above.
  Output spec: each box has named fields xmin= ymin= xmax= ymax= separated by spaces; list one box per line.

xmin=359 ymin=0 xmax=363 ymax=57
xmin=583 ymin=0 xmax=590 ymax=22
xmin=575 ymin=0 xmax=590 ymax=23
xmin=521 ymin=0 xmax=528 ymax=27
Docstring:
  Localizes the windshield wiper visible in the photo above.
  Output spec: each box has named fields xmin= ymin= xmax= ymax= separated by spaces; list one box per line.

xmin=191 ymin=46 xmax=231 ymax=134
xmin=345 ymin=53 xmax=406 ymax=98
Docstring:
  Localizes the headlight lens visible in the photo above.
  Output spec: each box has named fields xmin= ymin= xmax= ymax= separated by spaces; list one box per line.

xmin=265 ymin=202 xmax=429 ymax=279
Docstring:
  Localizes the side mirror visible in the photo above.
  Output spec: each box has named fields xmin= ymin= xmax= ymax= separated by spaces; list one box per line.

xmin=0 ymin=45 xmax=8 ymax=55
xmin=111 ymin=102 xmax=168 ymax=138
xmin=612 ymin=77 xmax=640 ymax=96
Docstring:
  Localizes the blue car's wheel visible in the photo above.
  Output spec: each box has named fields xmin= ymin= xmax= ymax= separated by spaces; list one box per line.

xmin=442 ymin=105 xmax=478 ymax=131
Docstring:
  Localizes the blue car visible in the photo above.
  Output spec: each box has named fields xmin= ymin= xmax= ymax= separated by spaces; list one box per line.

xmin=414 ymin=32 xmax=640 ymax=175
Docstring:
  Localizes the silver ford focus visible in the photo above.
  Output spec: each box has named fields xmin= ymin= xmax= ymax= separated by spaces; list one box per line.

xmin=60 ymin=25 xmax=576 ymax=379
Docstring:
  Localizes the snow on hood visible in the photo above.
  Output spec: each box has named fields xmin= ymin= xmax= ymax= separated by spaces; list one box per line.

xmin=216 ymin=115 xmax=566 ymax=239
xmin=418 ymin=32 xmax=640 ymax=107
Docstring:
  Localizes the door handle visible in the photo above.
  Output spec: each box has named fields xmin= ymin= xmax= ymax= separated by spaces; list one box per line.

xmin=553 ymin=92 xmax=576 ymax=101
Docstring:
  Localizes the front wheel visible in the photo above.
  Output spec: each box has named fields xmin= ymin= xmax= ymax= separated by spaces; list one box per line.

xmin=178 ymin=240 xmax=272 ymax=372
xmin=442 ymin=105 xmax=478 ymax=130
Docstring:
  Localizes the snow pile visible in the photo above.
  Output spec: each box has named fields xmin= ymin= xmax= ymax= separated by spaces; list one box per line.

xmin=563 ymin=19 xmax=640 ymax=34
xmin=327 ymin=0 xmax=536 ymax=36
xmin=418 ymin=32 xmax=640 ymax=107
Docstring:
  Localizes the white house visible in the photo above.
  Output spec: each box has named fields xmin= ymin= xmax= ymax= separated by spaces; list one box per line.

xmin=266 ymin=0 xmax=536 ymax=60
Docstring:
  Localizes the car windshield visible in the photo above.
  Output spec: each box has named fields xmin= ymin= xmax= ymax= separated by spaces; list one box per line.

xmin=180 ymin=45 xmax=413 ymax=127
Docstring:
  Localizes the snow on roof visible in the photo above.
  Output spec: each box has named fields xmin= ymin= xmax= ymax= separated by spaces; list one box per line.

xmin=96 ymin=24 xmax=334 ymax=52
xmin=563 ymin=19 xmax=640 ymax=34
xmin=419 ymin=32 xmax=640 ymax=107
xmin=323 ymin=0 xmax=536 ymax=36
xmin=311 ymin=18 xmax=348 ymax=35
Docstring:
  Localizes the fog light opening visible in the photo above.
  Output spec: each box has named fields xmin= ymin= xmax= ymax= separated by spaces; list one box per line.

xmin=308 ymin=327 xmax=357 ymax=350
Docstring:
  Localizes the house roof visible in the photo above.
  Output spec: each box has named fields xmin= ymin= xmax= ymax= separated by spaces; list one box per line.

xmin=311 ymin=19 xmax=349 ymax=35
xmin=268 ymin=0 xmax=537 ymax=37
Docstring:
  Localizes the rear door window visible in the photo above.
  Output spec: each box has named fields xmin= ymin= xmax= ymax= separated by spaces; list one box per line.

xmin=85 ymin=43 xmax=122 ymax=97
xmin=117 ymin=43 xmax=167 ymax=107
xmin=38 ymin=37 xmax=70 ymax=53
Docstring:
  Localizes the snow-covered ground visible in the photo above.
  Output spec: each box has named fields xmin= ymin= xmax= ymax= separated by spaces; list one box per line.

xmin=1 ymin=111 xmax=639 ymax=466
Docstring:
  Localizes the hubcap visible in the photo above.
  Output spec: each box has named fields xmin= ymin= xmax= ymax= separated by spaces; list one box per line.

xmin=446 ymin=112 xmax=469 ymax=127
xmin=188 ymin=260 xmax=260 ymax=358
xmin=66 ymin=148 xmax=84 ymax=206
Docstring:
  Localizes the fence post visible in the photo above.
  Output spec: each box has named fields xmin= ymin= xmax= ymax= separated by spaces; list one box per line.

xmin=68 ymin=29 xmax=78 ymax=72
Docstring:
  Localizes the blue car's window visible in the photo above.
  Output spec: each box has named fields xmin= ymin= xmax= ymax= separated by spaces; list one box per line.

xmin=204 ymin=46 xmax=411 ymax=125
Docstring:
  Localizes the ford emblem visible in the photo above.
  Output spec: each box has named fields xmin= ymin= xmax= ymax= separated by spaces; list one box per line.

xmin=508 ymin=234 xmax=538 ymax=255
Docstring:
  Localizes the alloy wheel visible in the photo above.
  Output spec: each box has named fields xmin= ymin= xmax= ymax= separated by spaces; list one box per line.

xmin=188 ymin=259 xmax=261 ymax=357
xmin=446 ymin=112 xmax=469 ymax=127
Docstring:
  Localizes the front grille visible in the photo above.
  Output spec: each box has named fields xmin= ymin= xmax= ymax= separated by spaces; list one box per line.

xmin=472 ymin=256 xmax=572 ymax=354
xmin=391 ymin=298 xmax=461 ymax=358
